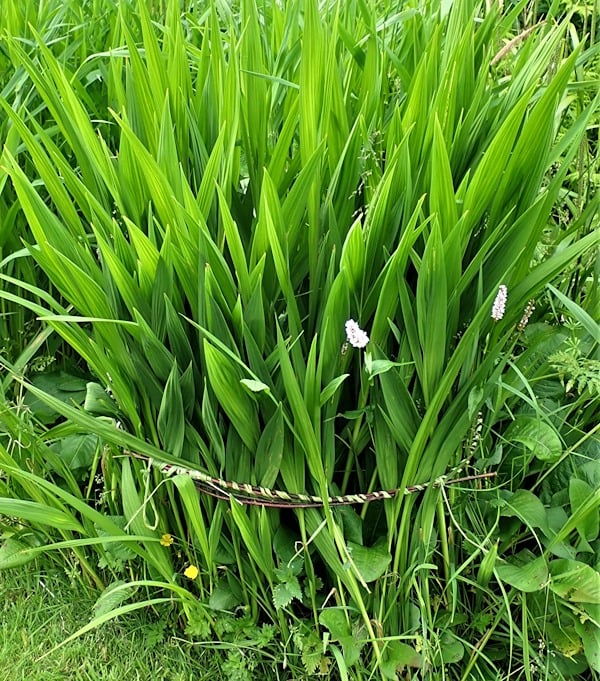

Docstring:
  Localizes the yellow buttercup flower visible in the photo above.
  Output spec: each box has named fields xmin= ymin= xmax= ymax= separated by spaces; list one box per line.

xmin=184 ymin=564 xmax=199 ymax=580
xmin=160 ymin=533 xmax=174 ymax=547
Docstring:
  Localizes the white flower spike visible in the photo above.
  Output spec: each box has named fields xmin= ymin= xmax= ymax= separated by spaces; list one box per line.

xmin=345 ymin=319 xmax=369 ymax=349
xmin=491 ymin=285 xmax=508 ymax=321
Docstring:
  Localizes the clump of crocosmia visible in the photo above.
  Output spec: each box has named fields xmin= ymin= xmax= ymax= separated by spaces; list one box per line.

xmin=345 ymin=319 xmax=369 ymax=348
xmin=491 ymin=285 xmax=508 ymax=321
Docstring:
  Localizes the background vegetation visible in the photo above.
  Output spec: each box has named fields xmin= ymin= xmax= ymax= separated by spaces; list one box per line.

xmin=1 ymin=0 xmax=598 ymax=679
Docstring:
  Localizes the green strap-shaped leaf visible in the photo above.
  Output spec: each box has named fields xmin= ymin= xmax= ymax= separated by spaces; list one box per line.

xmin=204 ymin=340 xmax=260 ymax=452
xmin=157 ymin=362 xmax=186 ymax=459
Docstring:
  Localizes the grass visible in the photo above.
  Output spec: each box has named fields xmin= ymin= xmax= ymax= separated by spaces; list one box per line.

xmin=0 ymin=565 xmax=218 ymax=681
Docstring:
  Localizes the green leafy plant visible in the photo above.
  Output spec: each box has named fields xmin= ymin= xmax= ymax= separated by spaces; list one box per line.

xmin=1 ymin=0 xmax=599 ymax=678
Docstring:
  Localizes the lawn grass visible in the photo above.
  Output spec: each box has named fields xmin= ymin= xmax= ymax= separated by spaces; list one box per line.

xmin=1 ymin=565 xmax=221 ymax=681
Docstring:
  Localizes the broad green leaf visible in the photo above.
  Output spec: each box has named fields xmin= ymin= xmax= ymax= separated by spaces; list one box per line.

xmin=346 ymin=539 xmax=391 ymax=583
xmin=24 ymin=371 xmax=88 ymax=424
xmin=546 ymin=622 xmax=583 ymax=659
xmin=461 ymin=90 xmax=530 ymax=229
xmin=208 ymin=581 xmax=240 ymax=612
xmin=415 ymin=219 xmax=447 ymax=405
xmin=381 ymin=641 xmax=422 ymax=678
xmin=51 ymin=434 xmax=99 ymax=474
xmin=229 ymin=501 xmax=274 ymax=579
xmin=201 ymin=382 xmax=226 ymax=470
xmin=378 ymin=368 xmax=419 ymax=453
xmin=506 ymin=416 xmax=563 ymax=462
xmin=171 ymin=474 xmax=213 ymax=571
xmin=319 ymin=608 xmax=350 ymax=639
xmin=549 ymin=559 xmax=600 ymax=604
xmin=338 ymin=506 xmax=363 ymax=546
xmin=439 ymin=633 xmax=464 ymax=664
xmin=317 ymin=273 xmax=350 ymax=385
xmin=319 ymin=609 xmax=364 ymax=667
xmin=120 ymin=458 xmax=172 ymax=579
xmin=276 ymin=324 xmax=325 ymax=485
xmin=498 ymin=489 xmax=550 ymax=535
xmin=575 ymin=619 xmax=600 ymax=672
xmin=84 ymin=382 xmax=119 ymax=417
xmin=430 ymin=117 xmax=458 ymax=238
xmin=0 ymin=537 xmax=36 ymax=569
xmin=495 ymin=554 xmax=549 ymax=592
xmin=570 ymin=478 xmax=599 ymax=542
xmin=365 ymin=358 xmax=410 ymax=380
xmin=132 ymin=311 xmax=174 ymax=383
xmin=217 ymin=186 xmax=251 ymax=300
xmin=374 ymin=410 xmax=398 ymax=490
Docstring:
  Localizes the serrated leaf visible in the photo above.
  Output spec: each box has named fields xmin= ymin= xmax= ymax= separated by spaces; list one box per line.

xmin=272 ymin=578 xmax=302 ymax=610
xmin=301 ymin=647 xmax=321 ymax=676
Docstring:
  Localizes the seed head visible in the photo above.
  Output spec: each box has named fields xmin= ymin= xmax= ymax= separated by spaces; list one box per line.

xmin=518 ymin=299 xmax=535 ymax=332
